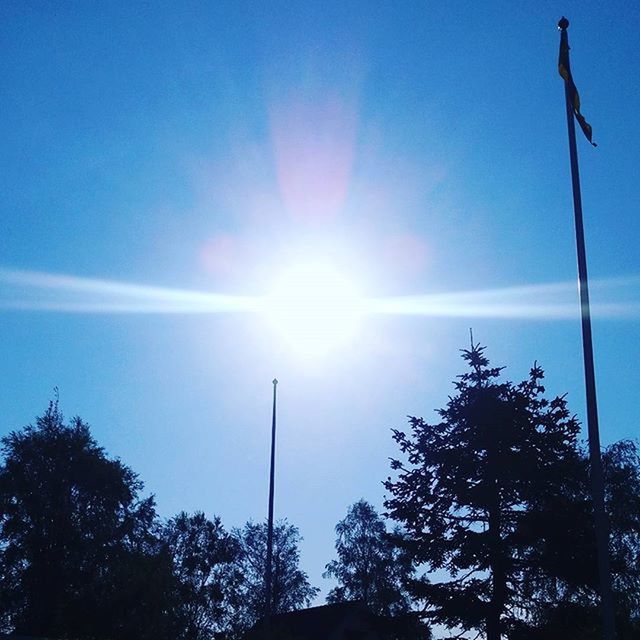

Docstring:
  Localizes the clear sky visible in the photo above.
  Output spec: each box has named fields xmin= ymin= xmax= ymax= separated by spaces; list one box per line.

xmin=1 ymin=0 xmax=639 ymax=602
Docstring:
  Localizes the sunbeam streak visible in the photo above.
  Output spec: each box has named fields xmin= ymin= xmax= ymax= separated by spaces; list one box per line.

xmin=0 ymin=269 xmax=257 ymax=314
xmin=370 ymin=277 xmax=640 ymax=320
xmin=1 ymin=268 xmax=639 ymax=321
xmin=369 ymin=297 xmax=640 ymax=319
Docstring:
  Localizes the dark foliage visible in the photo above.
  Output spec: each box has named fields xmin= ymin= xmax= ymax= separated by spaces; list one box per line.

xmin=384 ymin=345 xmax=583 ymax=639
xmin=518 ymin=440 xmax=640 ymax=639
xmin=230 ymin=520 xmax=319 ymax=634
xmin=605 ymin=441 xmax=640 ymax=631
xmin=163 ymin=511 xmax=242 ymax=640
xmin=324 ymin=499 xmax=428 ymax=638
xmin=0 ymin=401 xmax=174 ymax=639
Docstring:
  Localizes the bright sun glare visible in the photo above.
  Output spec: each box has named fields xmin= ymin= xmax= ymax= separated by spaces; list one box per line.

xmin=262 ymin=263 xmax=365 ymax=357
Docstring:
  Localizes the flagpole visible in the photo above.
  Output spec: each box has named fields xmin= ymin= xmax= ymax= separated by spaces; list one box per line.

xmin=558 ymin=17 xmax=615 ymax=640
xmin=264 ymin=378 xmax=278 ymax=636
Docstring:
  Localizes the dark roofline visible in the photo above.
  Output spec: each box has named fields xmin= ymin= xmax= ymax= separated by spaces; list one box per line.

xmin=271 ymin=600 xmax=366 ymax=620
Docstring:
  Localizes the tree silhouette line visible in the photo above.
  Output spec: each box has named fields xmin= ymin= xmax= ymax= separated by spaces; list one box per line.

xmin=0 ymin=344 xmax=638 ymax=639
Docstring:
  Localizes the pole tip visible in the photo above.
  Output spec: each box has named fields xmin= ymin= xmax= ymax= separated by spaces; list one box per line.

xmin=558 ymin=16 xmax=569 ymax=30
xmin=273 ymin=378 xmax=278 ymax=386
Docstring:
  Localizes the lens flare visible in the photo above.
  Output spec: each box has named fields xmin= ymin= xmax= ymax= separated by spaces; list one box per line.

xmin=1 ymin=267 xmax=638 ymax=351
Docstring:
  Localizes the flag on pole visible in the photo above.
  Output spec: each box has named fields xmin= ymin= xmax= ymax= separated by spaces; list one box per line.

xmin=557 ymin=17 xmax=615 ymax=640
xmin=558 ymin=18 xmax=597 ymax=146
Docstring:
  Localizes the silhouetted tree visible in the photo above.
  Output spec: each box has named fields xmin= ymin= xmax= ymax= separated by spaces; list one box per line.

xmin=384 ymin=344 xmax=582 ymax=640
xmin=230 ymin=520 xmax=319 ymax=634
xmin=324 ymin=499 xmax=428 ymax=639
xmin=518 ymin=440 xmax=640 ymax=639
xmin=324 ymin=499 xmax=410 ymax=613
xmin=163 ymin=511 xmax=242 ymax=640
xmin=0 ymin=401 xmax=173 ymax=639
xmin=605 ymin=441 xmax=640 ymax=634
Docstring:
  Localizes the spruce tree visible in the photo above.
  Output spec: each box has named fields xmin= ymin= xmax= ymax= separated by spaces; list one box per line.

xmin=384 ymin=344 xmax=581 ymax=639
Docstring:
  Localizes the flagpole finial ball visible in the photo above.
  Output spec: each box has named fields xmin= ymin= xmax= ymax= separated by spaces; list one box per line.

xmin=273 ymin=378 xmax=278 ymax=386
xmin=558 ymin=16 xmax=569 ymax=30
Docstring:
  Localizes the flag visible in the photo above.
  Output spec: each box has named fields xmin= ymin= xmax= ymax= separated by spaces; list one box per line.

xmin=558 ymin=23 xmax=597 ymax=146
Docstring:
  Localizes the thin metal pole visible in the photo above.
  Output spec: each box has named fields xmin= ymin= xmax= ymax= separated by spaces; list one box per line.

xmin=265 ymin=378 xmax=278 ymax=633
xmin=558 ymin=18 xmax=615 ymax=640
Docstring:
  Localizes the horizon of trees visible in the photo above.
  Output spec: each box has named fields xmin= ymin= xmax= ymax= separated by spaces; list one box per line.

xmin=0 ymin=345 xmax=638 ymax=640
xmin=0 ymin=401 xmax=318 ymax=640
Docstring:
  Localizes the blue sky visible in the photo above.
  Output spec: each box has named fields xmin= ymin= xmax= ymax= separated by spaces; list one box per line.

xmin=1 ymin=1 xmax=639 ymax=601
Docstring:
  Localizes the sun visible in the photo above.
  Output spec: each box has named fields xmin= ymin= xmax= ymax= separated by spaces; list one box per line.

xmin=261 ymin=262 xmax=365 ymax=357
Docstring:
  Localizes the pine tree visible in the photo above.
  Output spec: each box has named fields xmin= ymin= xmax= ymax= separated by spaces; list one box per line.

xmin=384 ymin=344 xmax=581 ymax=639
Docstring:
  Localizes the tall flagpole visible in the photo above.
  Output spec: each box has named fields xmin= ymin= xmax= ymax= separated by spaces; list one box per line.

xmin=264 ymin=378 xmax=278 ymax=635
xmin=557 ymin=17 xmax=615 ymax=640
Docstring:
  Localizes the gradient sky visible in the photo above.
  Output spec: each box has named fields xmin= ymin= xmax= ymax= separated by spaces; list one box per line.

xmin=1 ymin=1 xmax=639 ymax=603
